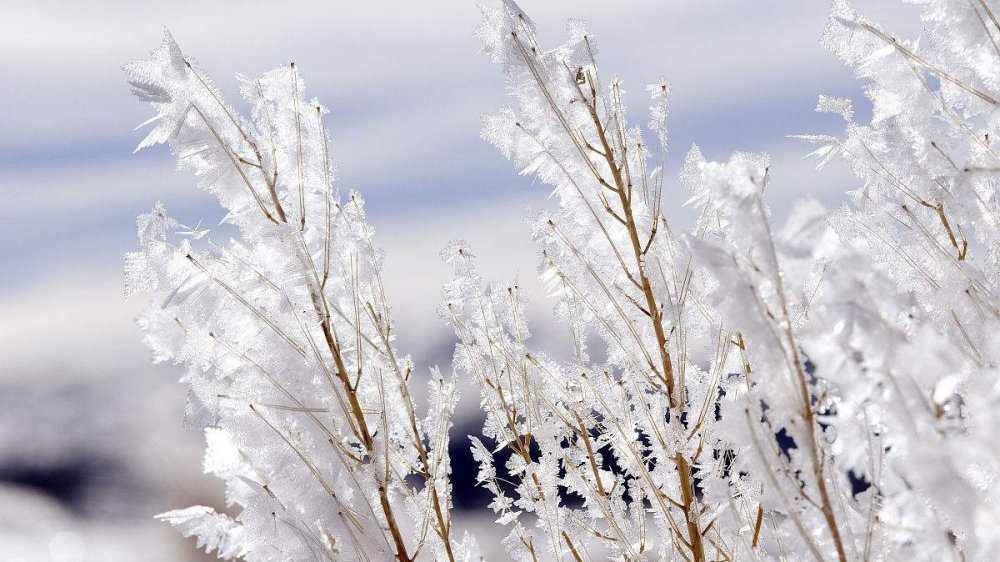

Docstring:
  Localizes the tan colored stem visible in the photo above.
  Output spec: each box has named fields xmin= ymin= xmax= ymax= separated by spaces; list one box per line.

xmin=583 ymin=91 xmax=707 ymax=562
xmin=582 ymin=88 xmax=708 ymax=561
xmin=318 ymin=316 xmax=412 ymax=562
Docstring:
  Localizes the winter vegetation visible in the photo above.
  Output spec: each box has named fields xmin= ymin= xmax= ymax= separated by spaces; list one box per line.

xmin=124 ymin=0 xmax=1000 ymax=560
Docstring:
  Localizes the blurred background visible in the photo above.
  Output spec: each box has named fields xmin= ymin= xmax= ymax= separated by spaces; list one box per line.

xmin=0 ymin=1 xmax=920 ymax=560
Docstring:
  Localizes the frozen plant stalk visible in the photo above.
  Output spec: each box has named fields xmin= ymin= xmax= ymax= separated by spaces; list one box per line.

xmin=124 ymin=34 xmax=469 ymax=561
xmin=127 ymin=1 xmax=1000 ymax=561
xmin=450 ymin=1 xmax=1000 ymax=561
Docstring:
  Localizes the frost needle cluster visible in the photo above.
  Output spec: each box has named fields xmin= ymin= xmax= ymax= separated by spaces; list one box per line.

xmin=126 ymin=1 xmax=1000 ymax=560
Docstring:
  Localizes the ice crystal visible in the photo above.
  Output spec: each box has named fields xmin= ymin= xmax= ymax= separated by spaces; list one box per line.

xmin=128 ymin=1 xmax=1000 ymax=560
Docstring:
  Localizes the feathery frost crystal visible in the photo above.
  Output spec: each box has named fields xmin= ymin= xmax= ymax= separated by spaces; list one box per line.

xmin=125 ymin=32 xmax=467 ymax=562
xmin=127 ymin=1 xmax=1000 ymax=560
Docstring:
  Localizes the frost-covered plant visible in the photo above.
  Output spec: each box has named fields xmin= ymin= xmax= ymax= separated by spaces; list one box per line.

xmin=793 ymin=0 xmax=1000 ymax=558
xmin=452 ymin=1 xmax=1000 ymax=560
xmin=450 ymin=4 xmax=834 ymax=560
xmin=124 ymin=35 xmax=467 ymax=561
xmin=127 ymin=1 xmax=1000 ymax=561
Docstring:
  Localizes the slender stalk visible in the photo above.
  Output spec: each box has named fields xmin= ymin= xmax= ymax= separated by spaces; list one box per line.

xmin=581 ymin=80 xmax=705 ymax=562
xmin=858 ymin=20 xmax=998 ymax=105
xmin=316 ymin=314 xmax=412 ymax=562
xmin=756 ymin=193 xmax=849 ymax=562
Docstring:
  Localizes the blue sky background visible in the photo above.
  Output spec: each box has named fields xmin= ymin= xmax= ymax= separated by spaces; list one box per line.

xmin=0 ymin=1 xmax=922 ymax=559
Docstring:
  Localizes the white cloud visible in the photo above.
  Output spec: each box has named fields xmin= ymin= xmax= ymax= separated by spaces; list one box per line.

xmin=1 ymin=154 xmax=210 ymax=219
xmin=1 ymin=0 xmax=920 ymax=154
xmin=0 ymin=265 xmax=151 ymax=384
